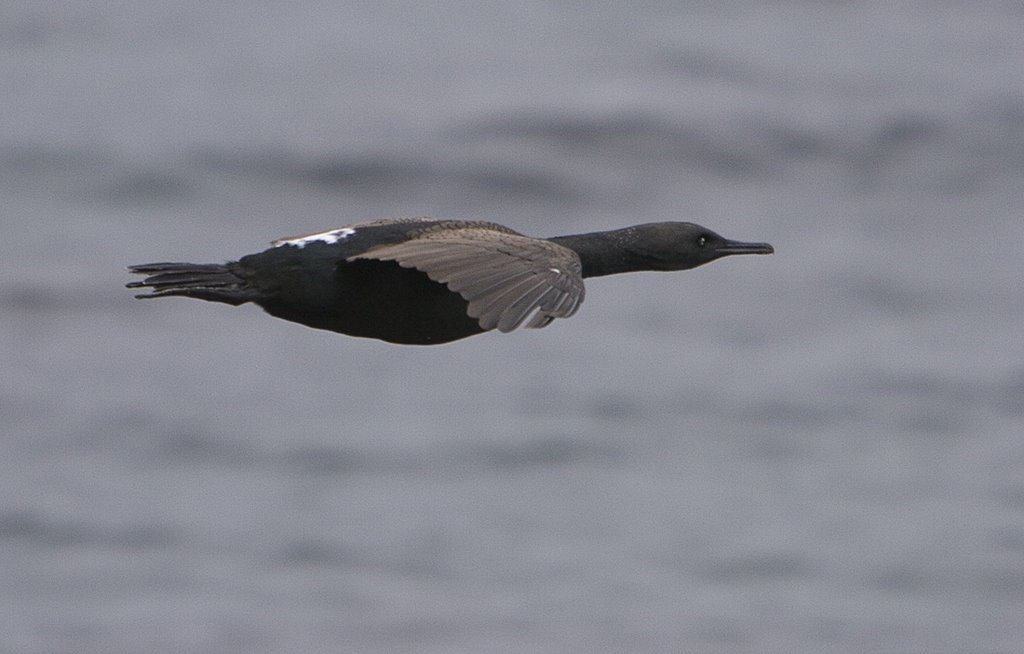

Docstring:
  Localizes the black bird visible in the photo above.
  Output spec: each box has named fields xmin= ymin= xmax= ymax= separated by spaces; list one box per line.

xmin=127 ymin=218 xmax=773 ymax=345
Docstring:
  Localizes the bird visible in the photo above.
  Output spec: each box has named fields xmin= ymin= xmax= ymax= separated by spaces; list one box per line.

xmin=127 ymin=217 xmax=773 ymax=345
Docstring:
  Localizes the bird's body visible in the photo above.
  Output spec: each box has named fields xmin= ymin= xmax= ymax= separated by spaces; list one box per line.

xmin=128 ymin=218 xmax=773 ymax=345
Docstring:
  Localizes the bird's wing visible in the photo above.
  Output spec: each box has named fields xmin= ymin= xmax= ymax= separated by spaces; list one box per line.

xmin=351 ymin=230 xmax=585 ymax=332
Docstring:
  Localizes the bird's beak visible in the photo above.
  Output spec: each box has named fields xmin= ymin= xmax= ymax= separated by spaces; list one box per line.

xmin=715 ymin=239 xmax=774 ymax=256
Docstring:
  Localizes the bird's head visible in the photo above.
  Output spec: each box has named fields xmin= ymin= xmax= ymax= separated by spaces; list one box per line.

xmin=624 ymin=222 xmax=774 ymax=271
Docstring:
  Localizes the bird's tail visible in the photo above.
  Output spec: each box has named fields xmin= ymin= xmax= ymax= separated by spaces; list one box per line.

xmin=126 ymin=262 xmax=258 ymax=305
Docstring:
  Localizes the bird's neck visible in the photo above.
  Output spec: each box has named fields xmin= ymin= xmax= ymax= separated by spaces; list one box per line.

xmin=548 ymin=228 xmax=646 ymax=278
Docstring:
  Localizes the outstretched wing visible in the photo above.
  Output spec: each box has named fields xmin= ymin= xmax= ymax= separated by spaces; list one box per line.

xmin=351 ymin=229 xmax=585 ymax=332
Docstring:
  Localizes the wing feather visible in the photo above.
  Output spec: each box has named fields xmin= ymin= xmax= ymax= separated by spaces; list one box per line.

xmin=351 ymin=231 xmax=584 ymax=332
xmin=474 ymin=276 xmax=548 ymax=330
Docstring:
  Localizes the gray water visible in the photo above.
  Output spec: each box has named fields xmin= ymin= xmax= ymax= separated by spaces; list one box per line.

xmin=3 ymin=1 xmax=1024 ymax=652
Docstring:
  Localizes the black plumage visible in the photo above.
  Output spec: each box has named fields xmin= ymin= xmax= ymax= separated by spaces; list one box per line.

xmin=127 ymin=217 xmax=773 ymax=345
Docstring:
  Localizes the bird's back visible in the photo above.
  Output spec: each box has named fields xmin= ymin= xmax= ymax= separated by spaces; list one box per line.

xmin=239 ymin=219 xmax=507 ymax=344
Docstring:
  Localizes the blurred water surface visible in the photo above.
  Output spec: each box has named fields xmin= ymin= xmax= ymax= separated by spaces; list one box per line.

xmin=2 ymin=1 xmax=1024 ymax=652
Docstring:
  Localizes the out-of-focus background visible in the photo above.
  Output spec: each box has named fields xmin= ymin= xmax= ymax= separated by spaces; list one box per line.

xmin=2 ymin=1 xmax=1023 ymax=652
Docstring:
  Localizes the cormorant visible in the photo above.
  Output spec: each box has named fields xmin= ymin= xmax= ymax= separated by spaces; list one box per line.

xmin=127 ymin=218 xmax=773 ymax=345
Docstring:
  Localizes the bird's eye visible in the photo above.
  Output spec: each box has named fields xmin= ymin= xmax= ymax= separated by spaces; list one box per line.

xmin=697 ymin=235 xmax=709 ymax=247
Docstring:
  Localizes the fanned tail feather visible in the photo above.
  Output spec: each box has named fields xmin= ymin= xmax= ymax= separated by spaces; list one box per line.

xmin=126 ymin=262 xmax=257 ymax=305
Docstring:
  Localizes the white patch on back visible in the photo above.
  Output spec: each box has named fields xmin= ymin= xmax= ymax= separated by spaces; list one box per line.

xmin=273 ymin=228 xmax=356 ymax=248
